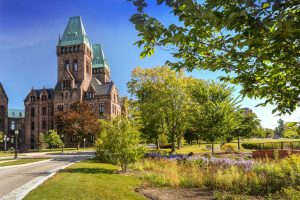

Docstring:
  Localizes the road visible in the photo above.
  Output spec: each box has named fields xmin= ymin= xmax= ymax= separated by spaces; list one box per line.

xmin=0 ymin=151 xmax=94 ymax=199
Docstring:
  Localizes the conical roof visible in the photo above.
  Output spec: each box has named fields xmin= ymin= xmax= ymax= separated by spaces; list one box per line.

xmin=58 ymin=16 xmax=91 ymax=48
xmin=92 ymin=44 xmax=109 ymax=69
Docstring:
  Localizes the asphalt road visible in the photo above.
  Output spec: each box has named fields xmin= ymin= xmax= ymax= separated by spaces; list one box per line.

xmin=0 ymin=152 xmax=95 ymax=198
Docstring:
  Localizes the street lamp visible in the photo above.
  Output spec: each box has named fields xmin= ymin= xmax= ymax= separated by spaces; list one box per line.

xmin=4 ymin=135 xmax=9 ymax=151
xmin=11 ymin=121 xmax=18 ymax=159
xmin=14 ymin=130 xmax=19 ymax=159
xmin=83 ymin=138 xmax=86 ymax=150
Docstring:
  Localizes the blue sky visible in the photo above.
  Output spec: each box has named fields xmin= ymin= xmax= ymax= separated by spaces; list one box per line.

xmin=0 ymin=0 xmax=299 ymax=128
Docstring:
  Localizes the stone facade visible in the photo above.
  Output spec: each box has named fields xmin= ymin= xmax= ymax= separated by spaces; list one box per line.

xmin=24 ymin=16 xmax=121 ymax=150
xmin=0 ymin=82 xmax=8 ymax=149
xmin=0 ymin=83 xmax=25 ymax=151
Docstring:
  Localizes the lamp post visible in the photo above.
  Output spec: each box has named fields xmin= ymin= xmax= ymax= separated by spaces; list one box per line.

xmin=61 ymin=134 xmax=64 ymax=153
xmin=4 ymin=135 xmax=8 ymax=151
xmin=83 ymin=138 xmax=86 ymax=150
xmin=14 ymin=130 xmax=19 ymax=159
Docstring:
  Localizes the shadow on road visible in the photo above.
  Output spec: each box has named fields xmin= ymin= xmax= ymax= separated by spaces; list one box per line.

xmin=61 ymin=167 xmax=115 ymax=174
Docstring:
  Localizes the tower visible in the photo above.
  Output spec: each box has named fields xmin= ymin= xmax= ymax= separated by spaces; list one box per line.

xmin=92 ymin=44 xmax=110 ymax=83
xmin=56 ymin=16 xmax=93 ymax=95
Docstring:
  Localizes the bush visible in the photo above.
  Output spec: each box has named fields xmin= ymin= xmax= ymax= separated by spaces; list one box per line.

xmin=132 ymin=154 xmax=300 ymax=197
xmin=221 ymin=144 xmax=237 ymax=153
xmin=267 ymin=187 xmax=300 ymax=200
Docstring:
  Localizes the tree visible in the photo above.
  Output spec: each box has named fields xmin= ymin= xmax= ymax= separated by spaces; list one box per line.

xmin=232 ymin=110 xmax=261 ymax=150
xmin=129 ymin=0 xmax=300 ymax=114
xmin=128 ymin=66 xmax=191 ymax=152
xmin=42 ymin=130 xmax=63 ymax=151
xmin=0 ymin=131 xmax=3 ymax=143
xmin=95 ymin=117 xmax=144 ymax=173
xmin=283 ymin=122 xmax=300 ymax=138
xmin=56 ymin=101 xmax=100 ymax=149
xmin=190 ymin=81 xmax=240 ymax=155
xmin=274 ymin=119 xmax=285 ymax=138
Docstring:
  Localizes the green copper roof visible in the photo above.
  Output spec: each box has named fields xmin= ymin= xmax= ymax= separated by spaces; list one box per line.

xmin=92 ymin=44 xmax=109 ymax=69
xmin=8 ymin=109 xmax=25 ymax=118
xmin=58 ymin=16 xmax=91 ymax=48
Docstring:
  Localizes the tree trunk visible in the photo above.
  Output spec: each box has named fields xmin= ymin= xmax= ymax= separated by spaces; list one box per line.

xmin=171 ymin=132 xmax=176 ymax=153
xmin=211 ymin=141 xmax=215 ymax=156
xmin=238 ymin=136 xmax=240 ymax=151
xmin=155 ymin=137 xmax=160 ymax=150
xmin=177 ymin=136 xmax=181 ymax=149
xmin=77 ymin=143 xmax=80 ymax=150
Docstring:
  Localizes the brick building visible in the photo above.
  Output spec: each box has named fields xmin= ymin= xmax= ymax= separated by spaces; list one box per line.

xmin=0 ymin=83 xmax=25 ymax=151
xmin=24 ymin=16 xmax=121 ymax=150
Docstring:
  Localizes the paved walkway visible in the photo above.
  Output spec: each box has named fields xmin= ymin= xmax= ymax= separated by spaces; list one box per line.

xmin=0 ymin=152 xmax=94 ymax=199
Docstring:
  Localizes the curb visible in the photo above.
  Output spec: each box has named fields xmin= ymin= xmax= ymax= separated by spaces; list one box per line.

xmin=1 ymin=161 xmax=78 ymax=200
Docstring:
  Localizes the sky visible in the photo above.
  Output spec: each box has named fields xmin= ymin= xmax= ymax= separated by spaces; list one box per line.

xmin=0 ymin=0 xmax=299 ymax=129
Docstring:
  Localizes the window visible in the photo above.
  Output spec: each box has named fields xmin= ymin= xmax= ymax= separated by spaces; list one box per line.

xmin=99 ymin=104 xmax=104 ymax=113
xmin=12 ymin=112 xmax=15 ymax=117
xmin=57 ymin=105 xmax=64 ymax=112
xmin=0 ymin=119 xmax=4 ymax=130
xmin=50 ymin=121 xmax=54 ymax=129
xmin=90 ymin=135 xmax=95 ymax=143
xmin=65 ymin=61 xmax=70 ymax=70
xmin=0 ymin=106 xmax=4 ymax=115
xmin=41 ymin=95 xmax=47 ymax=101
xmin=30 ymin=96 xmax=35 ymax=102
xmin=87 ymin=92 xmax=94 ymax=99
xmin=50 ymin=107 xmax=53 ymax=115
xmin=61 ymin=47 xmax=65 ymax=53
xmin=71 ymin=135 xmax=76 ymax=142
xmin=61 ymin=93 xmax=64 ymax=100
xmin=31 ymin=108 xmax=35 ymax=117
xmin=31 ymin=121 xmax=35 ymax=131
xmin=19 ymin=112 xmax=22 ymax=117
xmin=63 ymin=80 xmax=71 ymax=89
xmin=42 ymin=120 xmax=47 ymax=130
xmin=42 ymin=107 xmax=47 ymax=116
xmin=65 ymin=92 xmax=68 ymax=99
xmin=73 ymin=60 xmax=78 ymax=71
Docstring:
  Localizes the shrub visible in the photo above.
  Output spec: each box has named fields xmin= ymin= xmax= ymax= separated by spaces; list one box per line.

xmin=133 ymin=154 xmax=300 ymax=197
xmin=267 ymin=187 xmax=300 ymax=200
xmin=221 ymin=144 xmax=237 ymax=153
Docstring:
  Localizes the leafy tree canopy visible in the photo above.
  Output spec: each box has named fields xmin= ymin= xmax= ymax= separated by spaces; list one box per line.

xmin=42 ymin=130 xmax=63 ymax=150
xmin=129 ymin=0 xmax=300 ymax=114
xmin=56 ymin=101 xmax=100 ymax=149
xmin=95 ymin=117 xmax=144 ymax=172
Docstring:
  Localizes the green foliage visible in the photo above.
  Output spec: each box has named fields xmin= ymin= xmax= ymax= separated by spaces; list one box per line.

xmin=267 ymin=186 xmax=300 ymax=200
xmin=190 ymin=80 xmax=240 ymax=154
xmin=232 ymin=110 xmax=261 ymax=150
xmin=275 ymin=119 xmax=285 ymax=138
xmin=128 ymin=66 xmax=191 ymax=152
xmin=283 ymin=122 xmax=300 ymax=138
xmin=95 ymin=117 xmax=144 ymax=172
xmin=129 ymin=0 xmax=300 ymax=114
xmin=0 ymin=131 xmax=3 ymax=143
xmin=134 ymin=155 xmax=300 ymax=197
xmin=42 ymin=130 xmax=63 ymax=150
xmin=220 ymin=144 xmax=237 ymax=153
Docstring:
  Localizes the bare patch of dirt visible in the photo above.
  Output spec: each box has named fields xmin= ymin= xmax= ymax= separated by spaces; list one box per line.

xmin=136 ymin=187 xmax=214 ymax=200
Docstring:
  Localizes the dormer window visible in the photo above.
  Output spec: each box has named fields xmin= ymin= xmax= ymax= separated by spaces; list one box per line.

xmin=41 ymin=95 xmax=47 ymax=101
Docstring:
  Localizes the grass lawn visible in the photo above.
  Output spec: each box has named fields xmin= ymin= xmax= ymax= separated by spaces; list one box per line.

xmin=0 ymin=158 xmax=48 ymax=167
xmin=153 ymin=138 xmax=300 ymax=154
xmin=0 ymin=151 xmax=15 ymax=157
xmin=24 ymin=159 xmax=145 ymax=200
